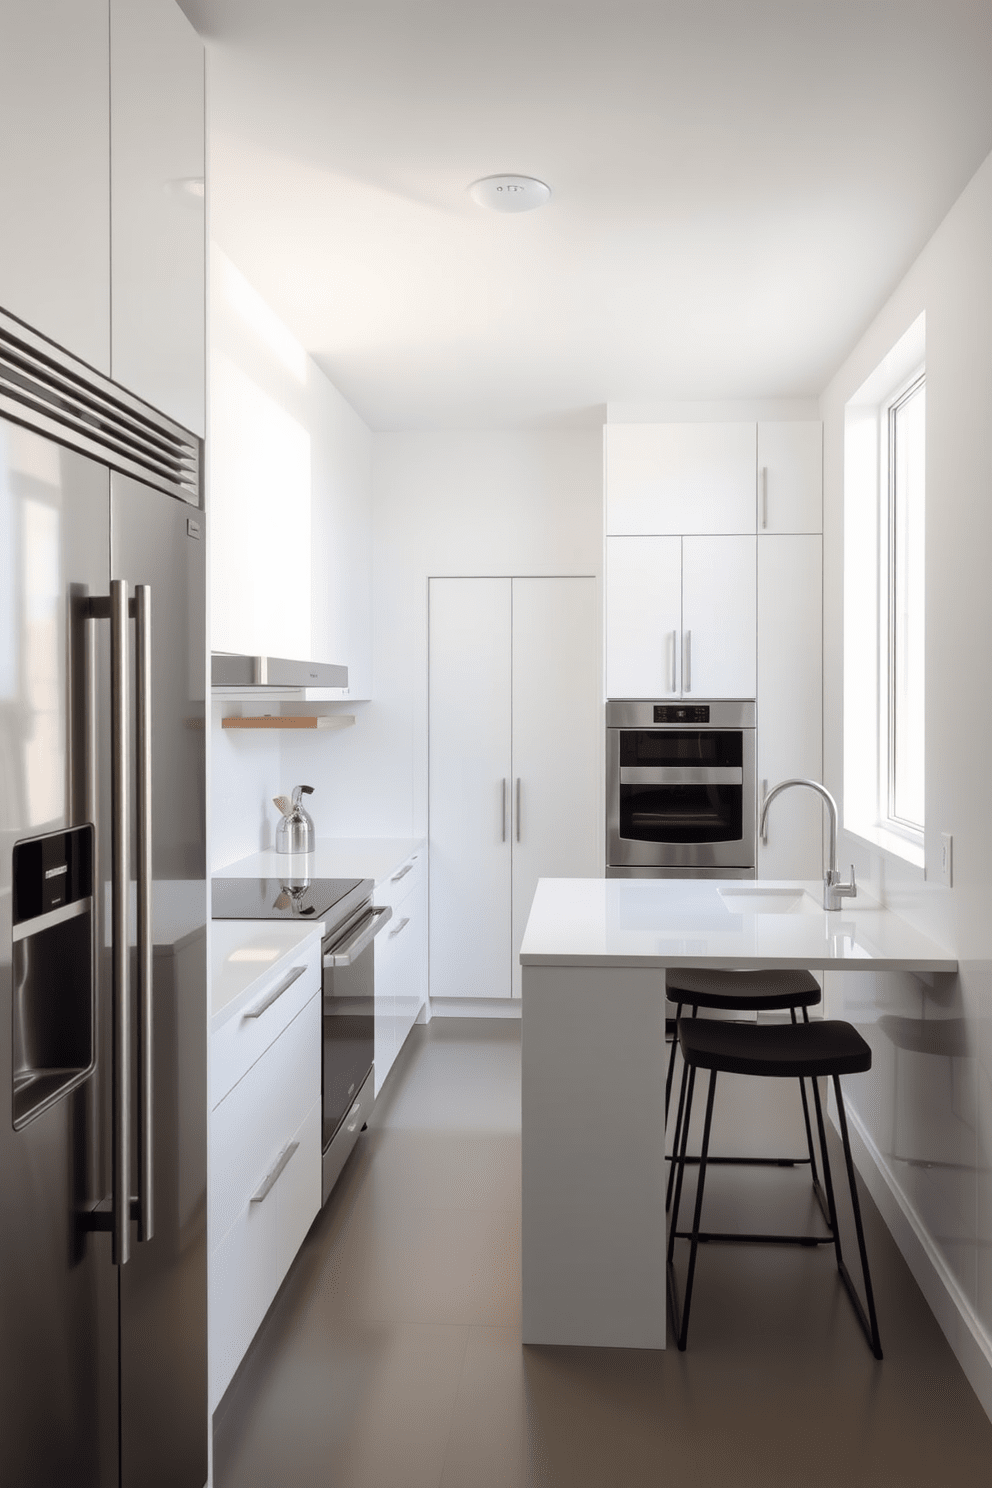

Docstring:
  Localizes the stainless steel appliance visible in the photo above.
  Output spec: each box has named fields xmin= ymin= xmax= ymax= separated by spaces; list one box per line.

xmin=606 ymin=699 xmax=757 ymax=877
xmin=211 ymin=875 xmax=392 ymax=1204
xmin=0 ymin=311 xmax=207 ymax=1487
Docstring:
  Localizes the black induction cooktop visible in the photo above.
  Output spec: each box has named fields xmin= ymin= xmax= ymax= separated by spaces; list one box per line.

xmin=211 ymin=875 xmax=370 ymax=924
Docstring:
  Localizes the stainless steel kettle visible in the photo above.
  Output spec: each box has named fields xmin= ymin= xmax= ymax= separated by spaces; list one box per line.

xmin=274 ymin=784 xmax=315 ymax=854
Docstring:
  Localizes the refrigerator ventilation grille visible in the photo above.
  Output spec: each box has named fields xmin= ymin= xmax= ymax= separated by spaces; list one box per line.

xmin=0 ymin=307 xmax=201 ymax=506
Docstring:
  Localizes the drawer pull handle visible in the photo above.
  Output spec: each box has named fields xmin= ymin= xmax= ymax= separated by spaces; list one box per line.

xmin=388 ymin=916 xmax=411 ymax=940
xmin=250 ymin=1141 xmax=299 ymax=1204
xmin=243 ymin=964 xmax=306 ymax=1019
xmin=390 ymin=862 xmax=414 ymax=882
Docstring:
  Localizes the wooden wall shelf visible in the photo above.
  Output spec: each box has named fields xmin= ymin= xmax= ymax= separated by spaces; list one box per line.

xmin=221 ymin=715 xmax=355 ymax=731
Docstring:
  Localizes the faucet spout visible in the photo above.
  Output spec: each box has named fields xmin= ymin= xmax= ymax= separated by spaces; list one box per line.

xmin=759 ymin=777 xmax=856 ymax=910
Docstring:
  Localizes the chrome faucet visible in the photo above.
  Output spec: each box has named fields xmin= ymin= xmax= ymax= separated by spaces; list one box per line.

xmin=759 ymin=778 xmax=857 ymax=911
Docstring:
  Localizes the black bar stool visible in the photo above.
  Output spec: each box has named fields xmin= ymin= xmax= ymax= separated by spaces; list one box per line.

xmin=665 ymin=968 xmax=826 ymax=1226
xmin=667 ymin=1015 xmax=883 ymax=1359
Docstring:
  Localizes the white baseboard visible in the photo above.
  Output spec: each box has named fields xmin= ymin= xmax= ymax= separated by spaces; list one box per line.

xmin=841 ymin=1101 xmax=992 ymax=1424
xmin=426 ymin=997 xmax=522 ymax=1020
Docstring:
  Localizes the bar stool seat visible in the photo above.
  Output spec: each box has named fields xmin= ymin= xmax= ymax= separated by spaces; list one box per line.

xmin=665 ymin=967 xmax=824 ymax=1218
xmin=667 ymin=1015 xmax=882 ymax=1359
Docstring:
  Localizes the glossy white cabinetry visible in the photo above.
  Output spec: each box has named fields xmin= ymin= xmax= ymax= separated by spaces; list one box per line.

xmin=209 ymin=930 xmax=321 ymax=1410
xmin=606 ymin=423 xmax=757 ymax=535
xmin=429 ymin=577 xmax=600 ymax=1001
xmin=757 ymin=536 xmax=823 ymax=878
xmin=606 ymin=535 xmax=756 ymax=699
xmin=110 ymin=0 xmax=205 ymax=436
xmin=0 ymin=0 xmax=111 ymax=370
xmin=0 ymin=0 xmax=204 ymax=430
xmin=373 ymin=848 xmax=427 ymax=1093
xmin=756 ymin=422 xmax=822 ymax=534
xmin=605 ymin=537 xmax=682 ymax=698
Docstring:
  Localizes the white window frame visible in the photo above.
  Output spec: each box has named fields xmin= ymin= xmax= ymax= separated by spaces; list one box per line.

xmin=843 ymin=313 xmax=926 ymax=871
xmin=881 ymin=370 xmax=925 ymax=845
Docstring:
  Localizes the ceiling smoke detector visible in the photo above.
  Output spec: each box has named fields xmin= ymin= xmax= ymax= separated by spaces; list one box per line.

xmin=469 ymin=174 xmax=552 ymax=213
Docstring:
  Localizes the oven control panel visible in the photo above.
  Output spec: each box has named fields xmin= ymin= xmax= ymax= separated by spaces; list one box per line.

xmin=653 ymin=704 xmax=710 ymax=724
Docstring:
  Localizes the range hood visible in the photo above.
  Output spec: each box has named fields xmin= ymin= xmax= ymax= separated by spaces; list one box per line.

xmin=211 ymin=653 xmax=349 ymax=689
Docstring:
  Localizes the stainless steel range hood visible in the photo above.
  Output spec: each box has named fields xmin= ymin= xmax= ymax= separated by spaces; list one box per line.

xmin=211 ymin=653 xmax=349 ymax=689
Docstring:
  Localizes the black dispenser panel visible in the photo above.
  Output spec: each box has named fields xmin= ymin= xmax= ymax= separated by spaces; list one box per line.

xmin=11 ymin=825 xmax=96 ymax=1129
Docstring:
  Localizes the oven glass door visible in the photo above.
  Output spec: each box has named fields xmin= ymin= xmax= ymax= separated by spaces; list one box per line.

xmin=619 ymin=729 xmax=743 ymax=844
xmin=608 ymin=727 xmax=755 ymax=868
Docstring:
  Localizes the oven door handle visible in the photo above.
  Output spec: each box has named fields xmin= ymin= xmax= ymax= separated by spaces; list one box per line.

xmin=620 ymin=766 xmax=743 ymax=786
xmin=323 ymin=905 xmax=393 ymax=967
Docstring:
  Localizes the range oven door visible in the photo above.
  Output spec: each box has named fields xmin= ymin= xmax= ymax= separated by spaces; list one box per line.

xmin=321 ymin=903 xmax=392 ymax=1161
xmin=607 ymin=711 xmax=756 ymax=870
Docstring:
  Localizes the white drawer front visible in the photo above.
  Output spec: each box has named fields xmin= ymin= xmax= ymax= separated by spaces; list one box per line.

xmin=209 ymin=1179 xmax=278 ymax=1409
xmin=210 ymin=938 xmax=320 ymax=1108
xmin=210 ymin=992 xmax=319 ymax=1247
xmin=275 ymin=1099 xmax=321 ymax=1287
xmin=374 ymin=850 xmax=425 ymax=913
xmin=209 ymin=1095 xmax=320 ymax=1410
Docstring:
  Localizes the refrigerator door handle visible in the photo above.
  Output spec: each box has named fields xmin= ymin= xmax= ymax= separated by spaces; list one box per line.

xmin=109 ymin=579 xmax=132 ymax=1268
xmin=134 ymin=584 xmax=154 ymax=1244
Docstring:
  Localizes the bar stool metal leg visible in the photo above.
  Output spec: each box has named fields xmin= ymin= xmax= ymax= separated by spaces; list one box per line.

xmin=665 ymin=1000 xmax=684 ymax=1120
xmin=677 ymin=1069 xmax=718 ymax=1351
xmin=832 ymin=1075 xmax=884 ymax=1360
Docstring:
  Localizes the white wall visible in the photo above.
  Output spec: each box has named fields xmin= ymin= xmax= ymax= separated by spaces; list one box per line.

xmin=820 ymin=148 xmax=992 ymax=1414
xmin=286 ymin=430 xmax=605 ymax=843
xmin=208 ymin=244 xmax=372 ymax=869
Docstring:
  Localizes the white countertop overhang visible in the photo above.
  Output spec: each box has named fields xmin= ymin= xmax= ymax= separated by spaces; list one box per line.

xmin=519 ymin=878 xmax=957 ymax=974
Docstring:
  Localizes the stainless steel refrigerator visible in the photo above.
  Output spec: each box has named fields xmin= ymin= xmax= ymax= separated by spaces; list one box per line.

xmin=0 ymin=309 xmax=208 ymax=1487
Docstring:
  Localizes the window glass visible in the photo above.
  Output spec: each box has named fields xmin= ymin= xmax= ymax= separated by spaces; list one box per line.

xmin=888 ymin=375 xmax=925 ymax=834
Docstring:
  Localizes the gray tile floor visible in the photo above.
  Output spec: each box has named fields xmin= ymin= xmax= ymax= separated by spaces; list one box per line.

xmin=214 ymin=1019 xmax=992 ymax=1488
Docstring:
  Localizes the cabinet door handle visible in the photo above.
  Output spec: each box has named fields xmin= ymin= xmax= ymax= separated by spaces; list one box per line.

xmin=390 ymin=862 xmax=414 ymax=883
xmin=516 ymin=778 xmax=522 ymax=842
xmin=244 ymin=964 xmax=306 ymax=1018
xmin=250 ymin=1141 xmax=299 ymax=1204
xmin=501 ymin=779 xmax=508 ymax=843
xmin=388 ymin=916 xmax=411 ymax=940
xmin=683 ymin=630 xmax=691 ymax=693
xmin=761 ymin=465 xmax=768 ymax=529
xmin=669 ymin=630 xmax=677 ymax=694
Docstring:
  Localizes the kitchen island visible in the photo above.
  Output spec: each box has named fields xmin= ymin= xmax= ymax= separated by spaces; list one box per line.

xmin=519 ymin=877 xmax=958 ymax=1349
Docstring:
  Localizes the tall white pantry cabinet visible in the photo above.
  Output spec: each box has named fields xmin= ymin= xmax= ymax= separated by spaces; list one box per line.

xmin=428 ymin=577 xmax=600 ymax=1001
xmin=605 ymin=421 xmax=823 ymax=878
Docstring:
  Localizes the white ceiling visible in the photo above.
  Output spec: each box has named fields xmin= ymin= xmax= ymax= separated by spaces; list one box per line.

xmin=178 ymin=0 xmax=992 ymax=431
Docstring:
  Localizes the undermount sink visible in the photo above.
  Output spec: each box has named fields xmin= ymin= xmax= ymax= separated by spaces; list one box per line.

xmin=717 ymin=886 xmax=820 ymax=915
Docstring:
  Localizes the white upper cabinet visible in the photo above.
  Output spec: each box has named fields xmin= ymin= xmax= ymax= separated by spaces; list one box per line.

xmin=606 ymin=423 xmax=757 ymax=535
xmin=756 ymin=421 xmax=822 ymax=533
xmin=606 ymin=535 xmax=755 ymax=699
xmin=682 ymin=536 xmax=756 ymax=698
xmin=110 ymin=0 xmax=205 ymax=436
xmin=0 ymin=0 xmax=111 ymax=371
xmin=606 ymin=537 xmax=683 ymax=698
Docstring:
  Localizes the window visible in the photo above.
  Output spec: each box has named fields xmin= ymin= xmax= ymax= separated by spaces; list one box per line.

xmin=885 ymin=374 xmax=925 ymax=838
xmin=843 ymin=313 xmax=926 ymax=867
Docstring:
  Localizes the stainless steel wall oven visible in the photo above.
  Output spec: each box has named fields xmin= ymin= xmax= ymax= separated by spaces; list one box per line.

xmin=606 ymin=700 xmax=756 ymax=877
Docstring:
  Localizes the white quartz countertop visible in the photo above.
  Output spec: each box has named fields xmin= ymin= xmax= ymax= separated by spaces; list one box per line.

xmin=519 ymin=878 xmax=958 ymax=972
xmin=216 ymin=837 xmax=424 ymax=887
xmin=210 ymin=920 xmax=325 ymax=1026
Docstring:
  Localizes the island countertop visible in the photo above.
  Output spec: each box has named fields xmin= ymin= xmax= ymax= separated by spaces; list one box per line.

xmin=519 ymin=877 xmax=957 ymax=973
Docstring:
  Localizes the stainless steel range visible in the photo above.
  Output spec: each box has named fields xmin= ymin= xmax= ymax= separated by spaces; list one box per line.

xmin=211 ymin=876 xmax=392 ymax=1202
xmin=606 ymin=699 xmax=757 ymax=877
